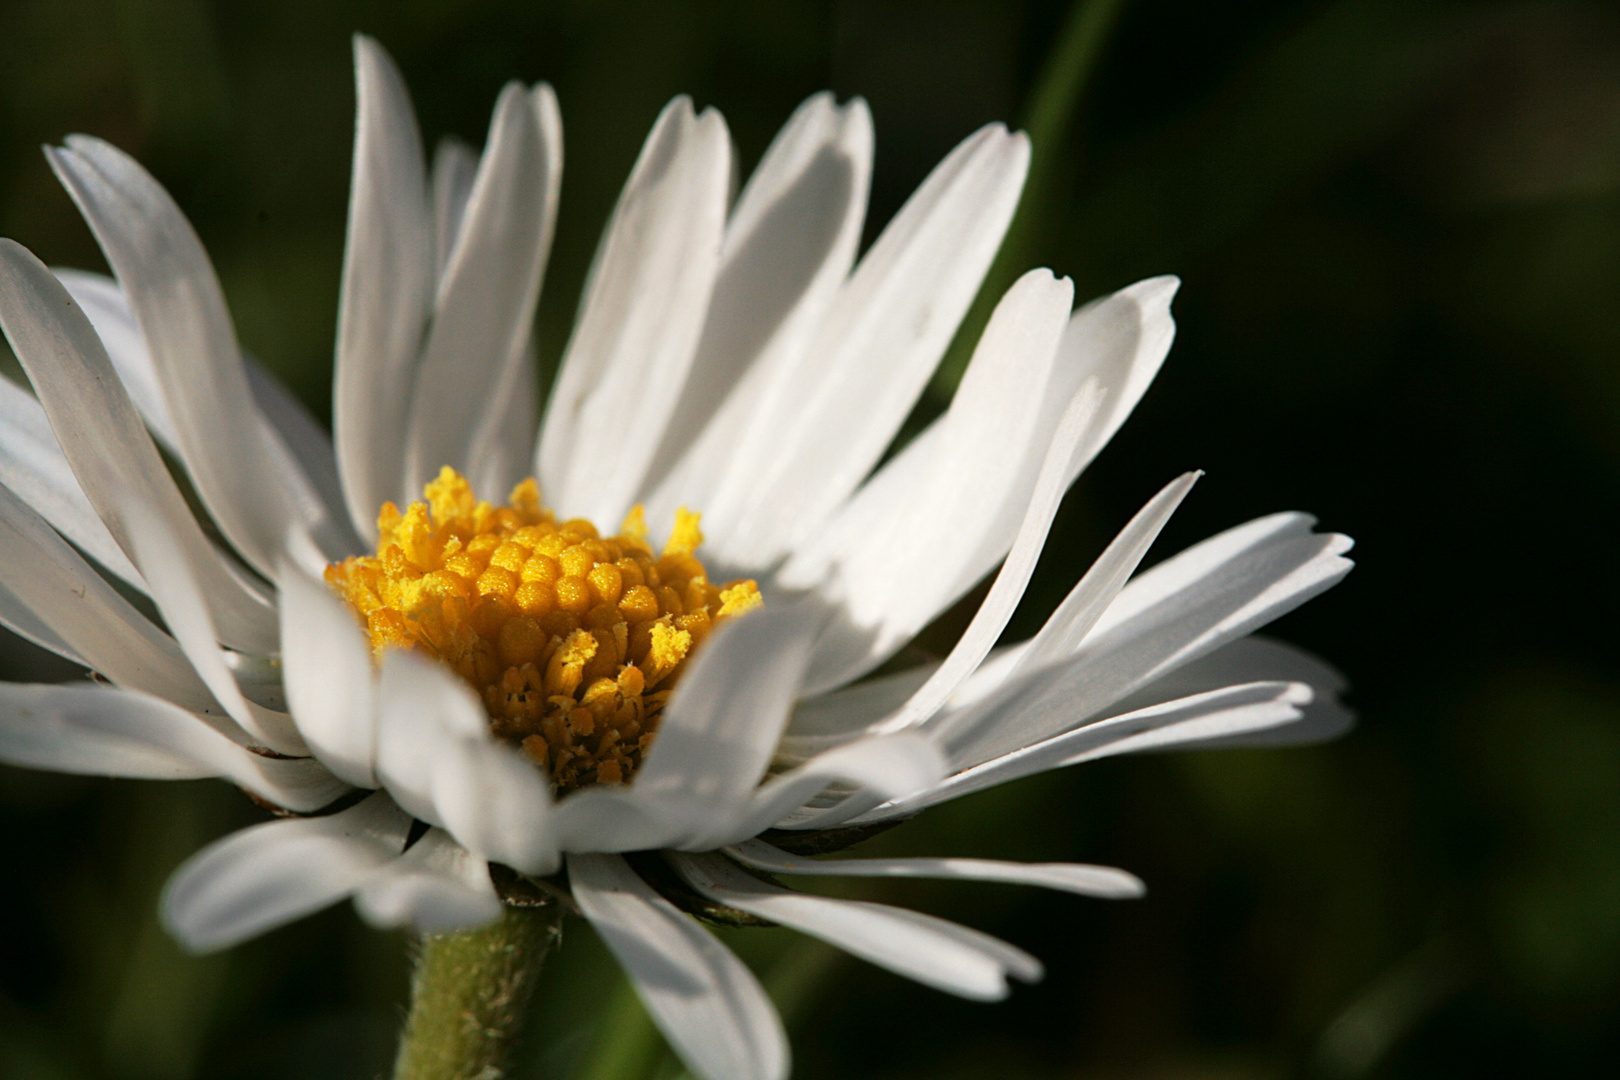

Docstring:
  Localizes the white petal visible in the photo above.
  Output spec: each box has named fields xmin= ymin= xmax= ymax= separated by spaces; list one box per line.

xmin=245 ymin=357 xmax=363 ymax=556
xmin=798 ymin=291 xmax=1097 ymax=699
xmin=568 ymin=852 xmax=788 ymax=1080
xmin=0 ymin=240 xmax=278 ymax=653
xmin=117 ymin=495 xmax=308 ymax=754
xmin=696 ymin=124 xmax=1030 ymax=570
xmin=629 ymin=602 xmax=824 ymax=839
xmin=1098 ymin=635 xmax=1353 ymax=749
xmin=0 ymin=579 xmax=84 ymax=663
xmin=48 ymin=267 xmax=357 ymax=559
xmin=671 ymin=852 xmax=1025 ymax=1001
xmin=375 ymin=649 xmax=556 ymax=874
xmin=539 ymin=96 xmax=730 ymax=524
xmin=726 ymin=732 xmax=946 ymax=839
xmin=1004 ymin=470 xmax=1203 ymax=680
xmin=0 ymin=682 xmax=349 ymax=810
xmin=162 ymin=793 xmax=412 ymax=953
xmin=1058 ymin=275 xmax=1181 ymax=483
xmin=726 ymin=839 xmax=1145 ymax=899
xmin=0 ymin=482 xmax=218 ymax=715
xmin=936 ymin=516 xmax=1354 ymax=767
xmin=645 ymin=93 xmax=872 ymax=504
xmin=0 ymin=373 xmax=143 ymax=589
xmin=51 ymin=267 xmax=181 ymax=450
xmin=430 ymin=137 xmax=479 ymax=277
xmin=881 ymin=681 xmax=1313 ymax=820
xmin=333 ymin=35 xmax=433 ymax=537
xmin=780 ymin=662 xmax=937 ymax=757
xmin=277 ymin=566 xmax=378 ymax=786
xmin=402 ymin=80 xmax=554 ymax=498
xmin=47 ymin=138 xmax=335 ymax=575
xmin=354 ymin=828 xmax=502 ymax=934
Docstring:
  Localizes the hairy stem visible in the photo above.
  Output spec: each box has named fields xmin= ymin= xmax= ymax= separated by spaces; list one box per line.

xmin=392 ymin=905 xmax=564 ymax=1080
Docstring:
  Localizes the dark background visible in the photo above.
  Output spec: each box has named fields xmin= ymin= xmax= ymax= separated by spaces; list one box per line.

xmin=2 ymin=1 xmax=1618 ymax=1077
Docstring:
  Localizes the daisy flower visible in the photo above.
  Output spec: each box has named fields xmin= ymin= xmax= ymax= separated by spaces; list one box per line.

xmin=0 ymin=37 xmax=1353 ymax=1080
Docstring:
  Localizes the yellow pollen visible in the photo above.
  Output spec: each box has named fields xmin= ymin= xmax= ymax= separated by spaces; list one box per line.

xmin=325 ymin=466 xmax=761 ymax=791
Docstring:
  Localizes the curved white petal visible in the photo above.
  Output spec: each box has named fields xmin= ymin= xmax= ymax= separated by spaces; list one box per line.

xmin=697 ymin=123 xmax=1030 ymax=570
xmin=430 ymin=137 xmax=479 ymax=277
xmin=726 ymin=839 xmax=1145 ymax=900
xmin=334 ymin=34 xmax=433 ymax=537
xmin=119 ymin=497 xmax=308 ymax=755
xmin=402 ymin=80 xmax=554 ymax=498
xmin=805 ymin=378 xmax=1104 ymax=700
xmin=627 ymin=603 xmax=823 ymax=839
xmin=354 ymin=828 xmax=502 ymax=934
xmin=46 ymin=138 xmax=336 ymax=575
xmin=935 ymin=516 xmax=1354 ymax=767
xmin=730 ymin=732 xmax=946 ymax=839
xmin=671 ymin=852 xmax=1028 ymax=1001
xmin=646 ymin=92 xmax=873 ymax=505
xmin=779 ymin=662 xmax=937 ymax=757
xmin=162 ymin=793 xmax=411 ymax=953
xmin=0 ymin=240 xmax=278 ymax=652
xmin=0 ymin=580 xmax=85 ymax=663
xmin=375 ymin=648 xmax=556 ymax=874
xmin=0 ymin=481 xmax=219 ymax=716
xmin=569 ymin=852 xmax=788 ymax=1080
xmin=0 ymin=373 xmax=143 ymax=589
xmin=539 ymin=96 xmax=731 ymax=524
xmin=882 ymin=680 xmax=1314 ymax=820
xmin=1096 ymin=635 xmax=1353 ymax=749
xmin=0 ymin=682 xmax=348 ymax=810
xmin=277 ymin=565 xmax=378 ymax=786
xmin=51 ymin=267 xmax=181 ymax=450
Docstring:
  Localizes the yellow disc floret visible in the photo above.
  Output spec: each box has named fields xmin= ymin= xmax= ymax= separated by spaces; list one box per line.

xmin=326 ymin=467 xmax=761 ymax=791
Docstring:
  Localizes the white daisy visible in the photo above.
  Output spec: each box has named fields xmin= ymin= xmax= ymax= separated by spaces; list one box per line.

xmin=0 ymin=36 xmax=1353 ymax=1080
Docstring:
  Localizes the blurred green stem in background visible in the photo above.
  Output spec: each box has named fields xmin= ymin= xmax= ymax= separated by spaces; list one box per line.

xmin=929 ymin=0 xmax=1130 ymax=397
xmin=391 ymin=904 xmax=564 ymax=1080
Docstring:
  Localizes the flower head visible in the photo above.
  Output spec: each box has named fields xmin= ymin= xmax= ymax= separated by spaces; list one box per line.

xmin=0 ymin=36 xmax=1353 ymax=1080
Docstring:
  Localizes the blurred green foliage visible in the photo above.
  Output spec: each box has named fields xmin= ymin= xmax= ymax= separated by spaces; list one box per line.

xmin=2 ymin=1 xmax=1618 ymax=1077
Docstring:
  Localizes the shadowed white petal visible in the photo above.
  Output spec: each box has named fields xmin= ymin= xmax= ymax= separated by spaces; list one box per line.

xmin=646 ymin=93 xmax=872 ymax=504
xmin=879 ymin=681 xmax=1313 ymax=820
xmin=804 ymin=378 xmax=1103 ymax=699
xmin=462 ymin=86 xmax=560 ymax=502
xmin=46 ymin=138 xmax=338 ymax=574
xmin=726 ymin=839 xmax=1145 ymax=899
xmin=118 ymin=496 xmax=308 ymax=755
xmin=1005 ymin=470 xmax=1203 ymax=681
xmin=244 ymin=359 xmax=363 ymax=556
xmin=1098 ymin=635 xmax=1353 ymax=749
xmin=277 ymin=566 xmax=378 ymax=786
xmin=628 ymin=603 xmax=824 ymax=840
xmin=1056 ymin=275 xmax=1180 ymax=483
xmin=355 ymin=828 xmax=502 ymax=934
xmin=569 ymin=852 xmax=788 ymax=1080
xmin=671 ymin=852 xmax=1027 ymax=1001
xmin=935 ymin=516 xmax=1354 ymax=766
xmin=0 ymin=240 xmax=278 ymax=652
xmin=697 ymin=123 xmax=1030 ymax=570
xmin=375 ymin=649 xmax=556 ymax=874
xmin=0 ymin=482 xmax=220 ymax=717
xmin=0 ymin=374 xmax=143 ymax=589
xmin=402 ymin=80 xmax=554 ymax=498
xmin=430 ymin=137 xmax=478 ymax=277
xmin=0 ymin=682 xmax=348 ymax=810
xmin=0 ymin=580 xmax=84 ymax=663
xmin=334 ymin=35 xmax=433 ymax=536
xmin=52 ymin=267 xmax=181 ymax=450
xmin=780 ymin=662 xmax=937 ymax=757
xmin=539 ymin=96 xmax=730 ymax=524
xmin=162 ymin=793 xmax=412 ymax=953
xmin=730 ymin=733 xmax=946 ymax=839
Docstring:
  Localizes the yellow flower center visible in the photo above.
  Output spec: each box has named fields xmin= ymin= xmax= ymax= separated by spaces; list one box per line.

xmin=325 ymin=467 xmax=761 ymax=791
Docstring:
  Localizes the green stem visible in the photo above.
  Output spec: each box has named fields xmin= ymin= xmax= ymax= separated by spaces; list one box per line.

xmin=392 ymin=905 xmax=565 ymax=1080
